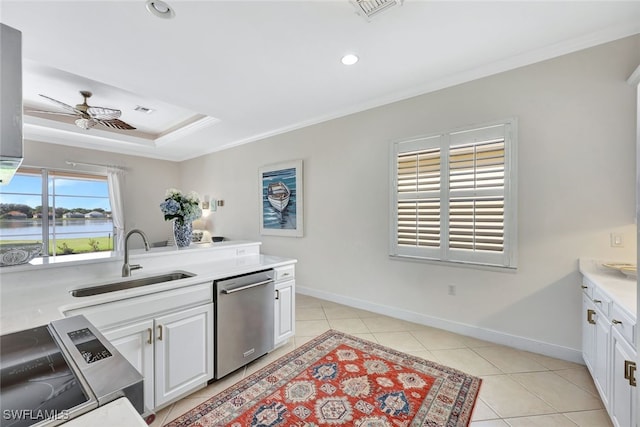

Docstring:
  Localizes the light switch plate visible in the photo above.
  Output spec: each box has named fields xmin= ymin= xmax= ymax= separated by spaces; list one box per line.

xmin=610 ymin=233 xmax=623 ymax=248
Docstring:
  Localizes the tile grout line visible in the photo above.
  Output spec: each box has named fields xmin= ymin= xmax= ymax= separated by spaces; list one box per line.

xmin=550 ymin=367 xmax=602 ymax=399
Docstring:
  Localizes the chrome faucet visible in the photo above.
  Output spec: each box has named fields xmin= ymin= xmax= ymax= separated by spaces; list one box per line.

xmin=122 ymin=229 xmax=150 ymax=277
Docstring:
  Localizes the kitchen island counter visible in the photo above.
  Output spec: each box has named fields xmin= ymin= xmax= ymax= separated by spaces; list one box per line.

xmin=0 ymin=240 xmax=296 ymax=334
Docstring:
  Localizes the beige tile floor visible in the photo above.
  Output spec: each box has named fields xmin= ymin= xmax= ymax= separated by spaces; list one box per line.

xmin=152 ymin=294 xmax=612 ymax=427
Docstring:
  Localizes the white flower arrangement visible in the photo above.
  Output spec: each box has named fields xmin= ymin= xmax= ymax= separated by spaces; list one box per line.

xmin=160 ymin=188 xmax=202 ymax=225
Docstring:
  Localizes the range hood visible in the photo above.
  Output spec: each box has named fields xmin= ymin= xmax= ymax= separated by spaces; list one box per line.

xmin=0 ymin=23 xmax=23 ymax=185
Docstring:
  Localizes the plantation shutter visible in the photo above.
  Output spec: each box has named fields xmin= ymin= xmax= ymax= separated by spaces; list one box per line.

xmin=393 ymin=135 xmax=442 ymax=259
xmin=448 ymin=124 xmax=509 ymax=266
xmin=391 ymin=120 xmax=516 ymax=268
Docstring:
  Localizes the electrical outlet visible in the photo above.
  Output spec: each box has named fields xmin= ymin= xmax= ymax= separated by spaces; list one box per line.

xmin=448 ymin=285 xmax=456 ymax=296
xmin=610 ymin=233 xmax=624 ymax=248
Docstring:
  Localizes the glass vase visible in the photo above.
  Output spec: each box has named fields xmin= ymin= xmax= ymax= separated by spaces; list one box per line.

xmin=173 ymin=221 xmax=192 ymax=248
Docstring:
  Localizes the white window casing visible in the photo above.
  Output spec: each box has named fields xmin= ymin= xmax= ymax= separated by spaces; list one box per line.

xmin=390 ymin=119 xmax=518 ymax=269
xmin=1 ymin=167 xmax=113 ymax=257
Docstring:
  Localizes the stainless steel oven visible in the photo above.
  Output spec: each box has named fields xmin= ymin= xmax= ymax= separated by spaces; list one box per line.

xmin=0 ymin=315 xmax=144 ymax=427
xmin=214 ymin=270 xmax=274 ymax=379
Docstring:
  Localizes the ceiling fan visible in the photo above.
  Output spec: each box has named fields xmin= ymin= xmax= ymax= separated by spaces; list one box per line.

xmin=28 ymin=90 xmax=136 ymax=130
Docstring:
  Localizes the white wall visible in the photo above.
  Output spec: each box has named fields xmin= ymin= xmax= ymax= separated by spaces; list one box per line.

xmin=22 ymin=139 xmax=181 ymax=247
xmin=181 ymin=35 xmax=640 ymax=358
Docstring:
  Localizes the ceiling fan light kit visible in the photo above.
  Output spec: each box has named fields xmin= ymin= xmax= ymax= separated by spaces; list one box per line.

xmin=75 ymin=118 xmax=95 ymax=130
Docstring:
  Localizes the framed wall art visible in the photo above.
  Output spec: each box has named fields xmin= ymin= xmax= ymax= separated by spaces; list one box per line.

xmin=259 ymin=160 xmax=303 ymax=237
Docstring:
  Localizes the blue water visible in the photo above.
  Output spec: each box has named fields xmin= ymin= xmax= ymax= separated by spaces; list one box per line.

xmin=262 ymin=168 xmax=297 ymax=230
xmin=0 ymin=219 xmax=113 ymax=239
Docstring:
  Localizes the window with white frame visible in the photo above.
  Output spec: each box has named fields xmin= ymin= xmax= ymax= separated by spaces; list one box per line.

xmin=0 ymin=168 xmax=113 ymax=257
xmin=390 ymin=119 xmax=517 ymax=268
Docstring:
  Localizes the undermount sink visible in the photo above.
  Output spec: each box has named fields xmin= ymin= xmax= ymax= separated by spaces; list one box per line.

xmin=71 ymin=271 xmax=196 ymax=297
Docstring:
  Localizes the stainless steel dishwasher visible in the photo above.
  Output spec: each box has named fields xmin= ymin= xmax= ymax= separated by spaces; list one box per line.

xmin=214 ymin=270 xmax=274 ymax=379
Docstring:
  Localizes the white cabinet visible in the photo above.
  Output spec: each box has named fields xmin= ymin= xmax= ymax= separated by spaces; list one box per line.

xmin=582 ymin=287 xmax=611 ymax=406
xmin=273 ymin=265 xmax=295 ymax=348
xmin=104 ymin=304 xmax=213 ymax=410
xmin=580 ymin=276 xmax=637 ymax=427
xmin=594 ymin=308 xmax=611 ymax=407
xmin=103 ymin=319 xmax=155 ymax=412
xmin=275 ymin=280 xmax=295 ymax=346
xmin=68 ymin=282 xmax=214 ymax=411
xmin=582 ymin=293 xmax=596 ymax=373
xmin=611 ymin=327 xmax=637 ymax=427
xmin=154 ymin=304 xmax=213 ymax=407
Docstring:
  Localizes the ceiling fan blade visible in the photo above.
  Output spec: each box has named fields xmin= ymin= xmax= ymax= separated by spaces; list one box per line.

xmin=39 ymin=94 xmax=85 ymax=116
xmin=87 ymin=106 xmax=122 ymax=120
xmin=96 ymin=118 xmax=136 ymax=130
xmin=25 ymin=109 xmax=79 ymax=117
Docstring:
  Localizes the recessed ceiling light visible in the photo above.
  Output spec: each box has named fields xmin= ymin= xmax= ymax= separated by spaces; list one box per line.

xmin=341 ymin=54 xmax=359 ymax=66
xmin=146 ymin=0 xmax=175 ymax=19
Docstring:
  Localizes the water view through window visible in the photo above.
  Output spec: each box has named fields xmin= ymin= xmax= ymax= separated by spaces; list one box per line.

xmin=0 ymin=169 xmax=113 ymax=258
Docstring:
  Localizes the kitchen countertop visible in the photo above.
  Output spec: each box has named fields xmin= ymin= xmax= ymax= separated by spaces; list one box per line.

xmin=0 ymin=241 xmax=296 ymax=427
xmin=4 ymin=239 xmax=260 ymax=272
xmin=0 ymin=241 xmax=296 ymax=334
xmin=579 ymin=258 xmax=636 ymax=319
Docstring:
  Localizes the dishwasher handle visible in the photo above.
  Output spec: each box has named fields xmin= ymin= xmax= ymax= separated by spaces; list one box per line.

xmin=221 ymin=279 xmax=273 ymax=294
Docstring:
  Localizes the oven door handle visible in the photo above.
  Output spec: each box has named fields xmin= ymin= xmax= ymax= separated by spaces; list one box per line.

xmin=221 ymin=279 xmax=273 ymax=294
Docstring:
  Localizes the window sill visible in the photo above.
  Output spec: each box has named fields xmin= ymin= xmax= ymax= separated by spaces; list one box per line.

xmin=389 ymin=254 xmax=517 ymax=273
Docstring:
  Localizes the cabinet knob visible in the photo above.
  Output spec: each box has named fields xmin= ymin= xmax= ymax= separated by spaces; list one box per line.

xmin=612 ymin=319 xmax=623 ymax=325
xmin=275 ymin=289 xmax=280 ymax=300
xmin=592 ymin=299 xmax=602 ymax=304
xmin=157 ymin=325 xmax=163 ymax=341
xmin=147 ymin=328 xmax=153 ymax=345
xmin=581 ymin=285 xmax=588 ymax=289
xmin=587 ymin=309 xmax=596 ymax=325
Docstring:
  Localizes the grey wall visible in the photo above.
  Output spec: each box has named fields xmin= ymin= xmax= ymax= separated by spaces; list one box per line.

xmin=181 ymin=35 xmax=640 ymax=355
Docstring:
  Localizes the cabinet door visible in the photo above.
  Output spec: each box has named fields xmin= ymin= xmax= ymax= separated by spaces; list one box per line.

xmin=593 ymin=309 xmax=610 ymax=407
xmin=154 ymin=304 xmax=214 ymax=407
xmin=610 ymin=328 xmax=637 ymax=427
xmin=103 ymin=319 xmax=155 ymax=412
xmin=274 ymin=280 xmax=295 ymax=347
xmin=582 ymin=293 xmax=596 ymax=373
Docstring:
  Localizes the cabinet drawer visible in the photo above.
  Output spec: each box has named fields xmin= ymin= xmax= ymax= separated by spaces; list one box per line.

xmin=581 ymin=278 xmax=594 ymax=298
xmin=611 ymin=303 xmax=636 ymax=347
xmin=591 ymin=286 xmax=611 ymax=317
xmin=274 ymin=265 xmax=295 ymax=282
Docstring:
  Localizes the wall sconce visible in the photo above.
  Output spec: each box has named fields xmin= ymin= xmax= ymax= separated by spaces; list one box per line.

xmin=202 ymin=195 xmax=210 ymax=210
xmin=201 ymin=195 xmax=223 ymax=212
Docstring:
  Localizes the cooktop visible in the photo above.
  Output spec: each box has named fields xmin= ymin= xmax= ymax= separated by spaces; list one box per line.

xmin=0 ymin=326 xmax=90 ymax=427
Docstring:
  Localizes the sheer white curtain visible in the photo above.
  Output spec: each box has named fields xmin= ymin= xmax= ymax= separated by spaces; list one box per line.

xmin=107 ymin=168 xmax=125 ymax=251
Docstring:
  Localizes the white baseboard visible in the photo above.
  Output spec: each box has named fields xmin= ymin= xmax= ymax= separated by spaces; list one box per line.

xmin=297 ymin=285 xmax=584 ymax=364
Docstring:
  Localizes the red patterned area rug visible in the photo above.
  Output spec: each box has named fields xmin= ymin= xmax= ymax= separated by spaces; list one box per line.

xmin=165 ymin=330 xmax=482 ymax=427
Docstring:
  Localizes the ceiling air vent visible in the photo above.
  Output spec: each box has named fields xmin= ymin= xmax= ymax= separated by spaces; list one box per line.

xmin=351 ymin=0 xmax=402 ymax=20
xmin=134 ymin=105 xmax=155 ymax=114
